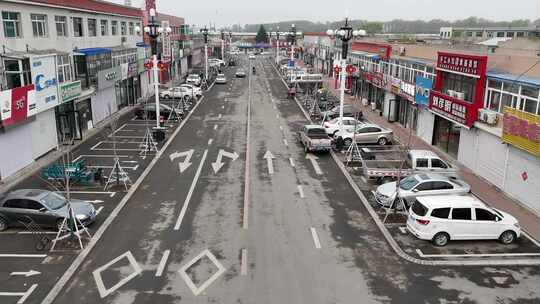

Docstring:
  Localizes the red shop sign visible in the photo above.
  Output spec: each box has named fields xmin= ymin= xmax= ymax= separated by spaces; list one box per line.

xmin=437 ymin=52 xmax=487 ymax=77
xmin=0 ymin=84 xmax=35 ymax=127
xmin=429 ymin=90 xmax=477 ymax=127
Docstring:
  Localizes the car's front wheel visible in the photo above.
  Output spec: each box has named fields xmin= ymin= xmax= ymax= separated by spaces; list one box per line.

xmin=499 ymin=230 xmax=516 ymax=245
xmin=378 ymin=137 xmax=388 ymax=146
xmin=0 ymin=217 xmax=8 ymax=231
xmin=344 ymin=138 xmax=353 ymax=146
xmin=432 ymin=232 xmax=450 ymax=246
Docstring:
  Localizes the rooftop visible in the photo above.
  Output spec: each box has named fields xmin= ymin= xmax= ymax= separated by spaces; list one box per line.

xmin=19 ymin=0 xmax=142 ymax=18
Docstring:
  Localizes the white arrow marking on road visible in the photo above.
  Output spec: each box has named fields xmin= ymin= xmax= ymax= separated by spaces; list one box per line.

xmin=211 ymin=149 xmax=239 ymax=174
xmin=263 ymin=150 xmax=275 ymax=175
xmin=306 ymin=153 xmax=323 ymax=175
xmin=169 ymin=149 xmax=194 ymax=173
xmin=0 ymin=284 xmax=38 ymax=304
xmin=10 ymin=270 xmax=41 ymax=277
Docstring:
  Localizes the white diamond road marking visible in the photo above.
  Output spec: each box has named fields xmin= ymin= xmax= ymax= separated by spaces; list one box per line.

xmin=178 ymin=249 xmax=226 ymax=296
xmin=92 ymin=251 xmax=142 ymax=298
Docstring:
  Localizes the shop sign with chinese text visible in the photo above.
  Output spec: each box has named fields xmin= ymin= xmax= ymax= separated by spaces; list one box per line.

xmin=436 ymin=52 xmax=487 ymax=77
xmin=0 ymin=84 xmax=35 ymax=127
xmin=502 ymin=107 xmax=540 ymax=157
xmin=429 ymin=90 xmax=477 ymax=127
xmin=58 ymin=81 xmax=82 ymax=104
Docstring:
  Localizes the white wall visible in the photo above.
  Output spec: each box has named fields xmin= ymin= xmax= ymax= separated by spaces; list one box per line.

xmin=416 ymin=108 xmax=434 ymax=144
xmin=0 ymin=123 xmax=34 ymax=180
xmin=0 ymin=2 xmax=143 ymax=53
xmin=504 ymin=146 xmax=540 ymax=215
xmin=30 ymin=109 xmax=58 ymax=159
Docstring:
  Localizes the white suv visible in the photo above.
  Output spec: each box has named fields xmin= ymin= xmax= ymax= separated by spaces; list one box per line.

xmin=186 ymin=74 xmax=201 ymax=86
xmin=407 ymin=195 xmax=521 ymax=246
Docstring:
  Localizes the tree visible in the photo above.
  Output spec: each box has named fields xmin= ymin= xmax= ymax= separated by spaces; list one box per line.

xmin=255 ymin=25 xmax=268 ymax=43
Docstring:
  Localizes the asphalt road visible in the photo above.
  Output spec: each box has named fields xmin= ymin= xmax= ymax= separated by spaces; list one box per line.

xmin=13 ymin=55 xmax=540 ymax=304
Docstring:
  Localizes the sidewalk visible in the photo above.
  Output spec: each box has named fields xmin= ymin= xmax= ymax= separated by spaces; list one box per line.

xmin=314 ymin=69 xmax=540 ymax=241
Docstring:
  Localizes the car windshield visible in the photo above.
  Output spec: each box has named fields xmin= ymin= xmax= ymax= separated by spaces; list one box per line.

xmin=399 ymin=175 xmax=420 ymax=190
xmin=40 ymin=192 xmax=67 ymax=210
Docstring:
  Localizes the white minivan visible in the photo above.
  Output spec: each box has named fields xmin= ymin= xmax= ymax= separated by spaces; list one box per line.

xmin=407 ymin=195 xmax=521 ymax=246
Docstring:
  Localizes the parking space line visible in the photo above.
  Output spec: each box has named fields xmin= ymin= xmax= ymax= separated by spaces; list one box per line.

xmin=0 ymin=254 xmax=47 ymax=258
xmin=310 ymin=227 xmax=322 ymax=249
xmin=155 ymin=250 xmax=170 ymax=277
xmin=18 ymin=231 xmax=57 ymax=235
xmin=208 ymin=139 xmax=213 ymax=146
xmin=289 ymin=157 xmax=295 ymax=168
xmin=87 ymin=165 xmax=138 ymax=170
xmin=214 ymin=124 xmax=218 ymax=130
xmin=241 ymin=249 xmax=248 ymax=275
xmin=56 ymin=191 xmax=116 ymax=197
xmin=415 ymin=248 xmax=540 ymax=258
xmin=283 ymin=139 xmax=288 ymax=147
xmin=72 ymin=155 xmax=130 ymax=163
xmin=524 ymin=232 xmax=540 ymax=248
xmin=0 ymin=283 xmax=38 ymax=304
xmin=360 ymin=176 xmax=367 ymax=183
xmin=95 ymin=206 xmax=104 ymax=216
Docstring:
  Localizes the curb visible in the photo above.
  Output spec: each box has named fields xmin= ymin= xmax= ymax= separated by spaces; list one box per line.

xmin=271 ymin=62 xmax=540 ymax=266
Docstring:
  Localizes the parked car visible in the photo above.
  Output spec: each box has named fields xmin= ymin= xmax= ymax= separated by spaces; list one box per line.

xmin=249 ymin=54 xmax=256 ymax=60
xmin=235 ymin=69 xmax=247 ymax=78
xmin=333 ymin=123 xmax=393 ymax=146
xmin=159 ymin=86 xmax=192 ymax=99
xmin=374 ymin=173 xmax=471 ymax=208
xmin=179 ymin=84 xmax=202 ymax=97
xmin=322 ymin=117 xmax=361 ymax=136
xmin=215 ymin=74 xmax=227 ymax=84
xmin=186 ymin=74 xmax=202 ymax=86
xmin=407 ymin=194 xmax=521 ymax=246
xmin=321 ymin=105 xmax=360 ymax=120
xmin=298 ymin=125 xmax=333 ymax=153
xmin=209 ymin=58 xmax=226 ymax=67
xmin=134 ymin=103 xmax=183 ymax=120
xmin=0 ymin=189 xmax=97 ymax=231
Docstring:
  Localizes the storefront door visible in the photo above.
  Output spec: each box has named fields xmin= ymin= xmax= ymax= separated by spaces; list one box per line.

xmin=433 ymin=115 xmax=461 ymax=158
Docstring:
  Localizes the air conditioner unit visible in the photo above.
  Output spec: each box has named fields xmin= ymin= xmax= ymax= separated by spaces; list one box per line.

xmin=446 ymin=90 xmax=456 ymax=97
xmin=478 ymin=109 xmax=499 ymax=126
xmin=455 ymin=91 xmax=465 ymax=100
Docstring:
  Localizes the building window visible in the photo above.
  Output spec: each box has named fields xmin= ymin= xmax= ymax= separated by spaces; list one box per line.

xmin=87 ymin=18 xmax=97 ymax=37
xmin=128 ymin=22 xmax=134 ymax=35
xmin=516 ymin=32 xmax=525 ymax=37
xmin=121 ymin=21 xmax=127 ymax=35
xmin=2 ymin=11 xmax=21 ymax=38
xmin=57 ymin=54 xmax=72 ymax=84
xmin=111 ymin=21 xmax=118 ymax=35
xmin=55 ymin=16 xmax=67 ymax=37
xmin=135 ymin=22 xmax=141 ymax=35
xmin=466 ymin=31 xmax=473 ymax=37
xmin=475 ymin=31 xmax=483 ymax=37
xmin=100 ymin=20 xmax=108 ymax=36
xmin=72 ymin=17 xmax=83 ymax=37
xmin=31 ymin=14 xmax=48 ymax=37
xmin=506 ymin=32 xmax=514 ymax=38
xmin=3 ymin=58 xmax=31 ymax=89
xmin=496 ymin=32 xmax=505 ymax=37
xmin=441 ymin=73 xmax=476 ymax=102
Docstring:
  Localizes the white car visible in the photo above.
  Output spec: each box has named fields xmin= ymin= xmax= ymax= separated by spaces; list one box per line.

xmin=209 ymin=59 xmax=226 ymax=67
xmin=375 ymin=173 xmax=471 ymax=208
xmin=322 ymin=117 xmax=361 ymax=136
xmin=186 ymin=74 xmax=201 ymax=86
xmin=407 ymin=195 xmax=521 ymax=246
xmin=159 ymin=87 xmax=192 ymax=99
xmin=179 ymin=84 xmax=202 ymax=97
xmin=249 ymin=54 xmax=256 ymax=60
xmin=215 ymin=74 xmax=227 ymax=84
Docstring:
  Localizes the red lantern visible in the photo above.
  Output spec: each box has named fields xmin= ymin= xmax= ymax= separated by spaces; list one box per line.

xmin=157 ymin=62 xmax=166 ymax=70
xmin=346 ymin=64 xmax=356 ymax=74
xmin=144 ymin=61 xmax=153 ymax=70
xmin=333 ymin=66 xmax=342 ymax=73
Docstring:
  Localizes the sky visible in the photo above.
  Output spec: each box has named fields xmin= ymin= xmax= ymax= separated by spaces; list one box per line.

xmin=110 ymin=0 xmax=540 ymax=27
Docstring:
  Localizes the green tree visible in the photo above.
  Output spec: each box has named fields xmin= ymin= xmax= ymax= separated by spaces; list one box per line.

xmin=255 ymin=25 xmax=268 ymax=43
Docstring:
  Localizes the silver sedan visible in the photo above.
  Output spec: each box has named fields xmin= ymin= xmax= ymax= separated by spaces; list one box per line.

xmin=334 ymin=123 xmax=393 ymax=146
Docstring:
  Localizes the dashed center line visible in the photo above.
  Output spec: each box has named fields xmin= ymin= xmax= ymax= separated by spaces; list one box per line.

xmin=208 ymin=139 xmax=213 ymax=146
xmin=310 ymin=227 xmax=322 ymax=249
xmin=218 ymin=113 xmax=222 ymax=119
xmin=289 ymin=157 xmax=295 ymax=167
xmin=283 ymin=139 xmax=288 ymax=146
xmin=297 ymin=185 xmax=305 ymax=198
xmin=241 ymin=249 xmax=248 ymax=275
xmin=155 ymin=250 xmax=170 ymax=277
xmin=214 ymin=124 xmax=218 ymax=130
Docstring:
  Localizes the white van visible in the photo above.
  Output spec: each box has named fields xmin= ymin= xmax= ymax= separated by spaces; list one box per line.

xmin=407 ymin=194 xmax=521 ymax=246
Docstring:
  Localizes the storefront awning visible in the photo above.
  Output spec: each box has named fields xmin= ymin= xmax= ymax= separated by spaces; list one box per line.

xmin=487 ymin=72 xmax=540 ymax=88
xmin=74 ymin=47 xmax=112 ymax=56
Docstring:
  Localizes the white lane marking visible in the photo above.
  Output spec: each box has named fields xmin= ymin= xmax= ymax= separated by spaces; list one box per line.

xmin=214 ymin=124 xmax=218 ymax=130
xmin=55 ymin=191 xmax=116 ymax=197
xmin=306 ymin=153 xmax=323 ymax=175
xmin=279 ymin=126 xmax=283 ymax=131
xmin=0 ymin=254 xmax=47 ymax=258
xmin=218 ymin=113 xmax=222 ymax=119
xmin=42 ymin=95 xmax=209 ymax=304
xmin=95 ymin=206 xmax=104 ymax=216
xmin=310 ymin=227 xmax=322 ymax=249
xmin=283 ymin=139 xmax=288 ymax=147
xmin=0 ymin=283 xmax=38 ymax=304
xmin=415 ymin=248 xmax=540 ymax=258
xmin=241 ymin=249 xmax=248 ymax=275
xmin=273 ymin=105 xmax=277 ymax=110
xmin=276 ymin=114 xmax=279 ymax=118
xmin=87 ymin=165 xmax=137 ymax=170
xmin=178 ymin=249 xmax=226 ymax=296
xmin=174 ymin=149 xmax=209 ymax=230
xmin=90 ymin=142 xmax=102 ymax=150
xmin=263 ymin=150 xmax=275 ymax=175
xmin=73 ymin=154 xmax=131 ymax=162
xmin=155 ymin=250 xmax=170 ymax=277
xmin=297 ymin=185 xmax=305 ymax=198
xmin=523 ymin=231 xmax=540 ymax=248
xmin=208 ymin=138 xmax=213 ymax=146
xmin=211 ymin=149 xmax=239 ymax=174
xmin=360 ymin=176 xmax=367 ymax=184
xmin=289 ymin=157 xmax=295 ymax=168
xmin=222 ymin=105 xmax=225 ymax=109
xmin=10 ymin=270 xmax=41 ymax=277
xmin=18 ymin=231 xmax=57 ymax=235
xmin=93 ymin=251 xmax=142 ymax=298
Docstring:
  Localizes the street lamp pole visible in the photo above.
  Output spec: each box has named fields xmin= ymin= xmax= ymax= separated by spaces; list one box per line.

xmin=275 ymin=26 xmax=280 ymax=65
xmin=220 ymin=30 xmax=225 ymax=60
xmin=290 ymin=24 xmax=296 ymax=63
xmin=143 ymin=8 xmax=171 ymax=132
xmin=200 ymin=26 xmax=209 ymax=82
xmin=327 ymin=18 xmax=363 ymax=133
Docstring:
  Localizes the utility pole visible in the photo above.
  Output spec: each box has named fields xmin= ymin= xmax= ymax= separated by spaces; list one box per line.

xmin=201 ymin=26 xmax=209 ymax=81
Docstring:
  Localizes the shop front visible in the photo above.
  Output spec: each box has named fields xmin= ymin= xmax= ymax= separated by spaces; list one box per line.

xmin=429 ymin=52 xmax=488 ymax=157
xmin=55 ymin=80 xmax=86 ymax=143
xmin=364 ymin=71 xmax=386 ymax=111
xmin=95 ymin=66 xmax=121 ymax=124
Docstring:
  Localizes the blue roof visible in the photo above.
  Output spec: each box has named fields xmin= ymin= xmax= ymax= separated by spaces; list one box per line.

xmin=136 ymin=42 xmax=149 ymax=47
xmin=74 ymin=47 xmax=111 ymax=56
xmin=487 ymin=71 xmax=540 ymax=88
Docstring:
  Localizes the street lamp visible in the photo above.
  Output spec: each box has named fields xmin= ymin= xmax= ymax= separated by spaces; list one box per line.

xmin=141 ymin=8 xmax=172 ymax=137
xmin=275 ymin=26 xmax=280 ymax=65
xmin=229 ymin=31 xmax=233 ymax=53
xmin=220 ymin=30 xmax=225 ymax=60
xmin=327 ymin=18 xmax=364 ymax=133
xmin=289 ymin=24 xmax=296 ymax=63
xmin=200 ymin=26 xmax=209 ymax=82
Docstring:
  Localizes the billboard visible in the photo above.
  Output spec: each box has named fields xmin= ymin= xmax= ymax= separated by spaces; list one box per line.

xmin=502 ymin=107 xmax=540 ymax=157
xmin=162 ymin=21 xmax=171 ymax=61
xmin=415 ymin=76 xmax=433 ymax=106
xmin=0 ymin=84 xmax=36 ymax=127
xmin=30 ymin=54 xmax=58 ymax=113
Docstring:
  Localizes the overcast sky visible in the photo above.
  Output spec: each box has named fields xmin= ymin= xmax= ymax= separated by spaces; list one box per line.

xmin=112 ymin=0 xmax=539 ymax=27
